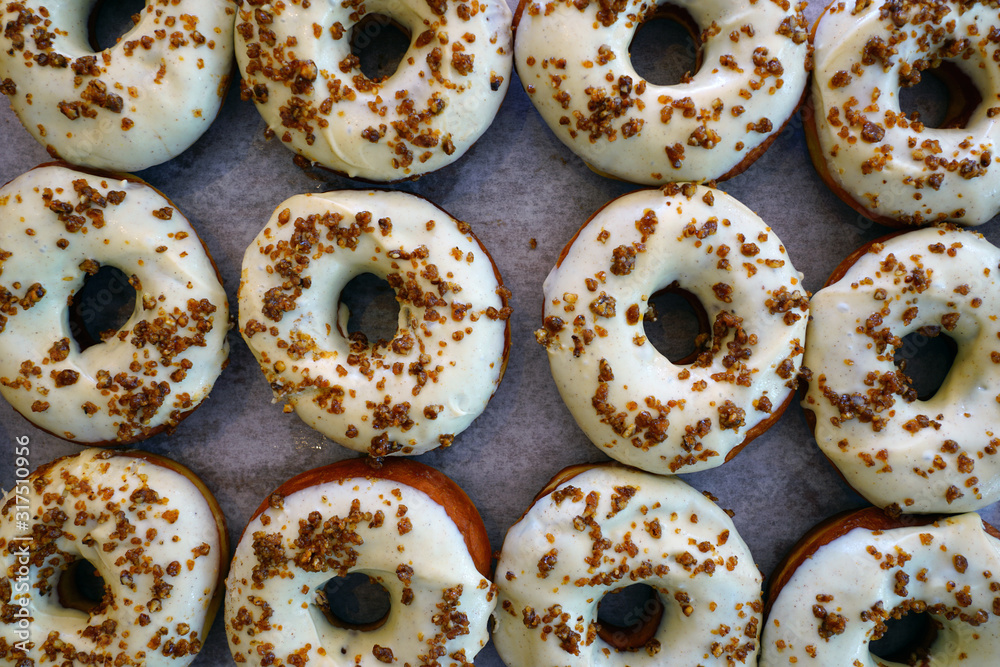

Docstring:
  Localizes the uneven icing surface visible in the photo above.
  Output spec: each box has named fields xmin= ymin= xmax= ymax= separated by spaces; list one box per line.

xmin=0 ymin=449 xmax=225 ymax=666
xmin=239 ymin=190 xmax=510 ymax=456
xmin=761 ymin=513 xmax=1000 ymax=667
xmin=0 ymin=164 xmax=230 ymax=444
xmin=493 ymin=465 xmax=763 ymax=666
xmin=235 ymin=0 xmax=512 ymax=180
xmin=225 ymin=474 xmax=495 ymax=667
xmin=513 ymin=0 xmax=810 ymax=184
xmin=809 ymin=0 xmax=1000 ymax=226
xmin=0 ymin=1 xmax=236 ymax=172
xmin=537 ymin=184 xmax=808 ymax=474
xmin=802 ymin=226 xmax=1000 ymax=513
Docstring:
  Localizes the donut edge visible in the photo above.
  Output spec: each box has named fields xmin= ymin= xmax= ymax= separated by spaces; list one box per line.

xmin=245 ymin=457 xmax=493 ymax=578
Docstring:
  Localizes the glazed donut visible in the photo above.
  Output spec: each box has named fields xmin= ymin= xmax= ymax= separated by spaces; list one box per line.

xmin=493 ymin=462 xmax=763 ymax=665
xmin=807 ymin=0 xmax=1000 ymax=227
xmin=0 ymin=163 xmax=230 ymax=445
xmin=239 ymin=189 xmax=510 ymax=457
xmin=235 ymin=0 xmax=512 ymax=181
xmin=0 ymin=1 xmax=236 ymax=172
xmin=225 ymin=457 xmax=495 ymax=667
xmin=513 ymin=0 xmax=810 ymax=184
xmin=0 ymin=448 xmax=228 ymax=666
xmin=801 ymin=225 xmax=1000 ymax=513
xmin=536 ymin=184 xmax=808 ymax=474
xmin=761 ymin=507 xmax=1000 ymax=667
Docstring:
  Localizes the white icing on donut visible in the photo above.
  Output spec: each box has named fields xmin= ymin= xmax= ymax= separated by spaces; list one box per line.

xmin=0 ymin=1 xmax=236 ymax=172
xmin=238 ymin=190 xmax=510 ymax=456
xmin=802 ymin=226 xmax=1000 ymax=513
xmin=225 ymin=468 xmax=495 ymax=667
xmin=493 ymin=464 xmax=763 ymax=665
xmin=0 ymin=164 xmax=230 ymax=444
xmin=513 ymin=0 xmax=810 ymax=184
xmin=761 ymin=512 xmax=1000 ymax=667
xmin=0 ymin=448 xmax=226 ymax=666
xmin=235 ymin=0 xmax=512 ymax=181
xmin=537 ymin=184 xmax=808 ymax=474
xmin=809 ymin=0 xmax=1000 ymax=226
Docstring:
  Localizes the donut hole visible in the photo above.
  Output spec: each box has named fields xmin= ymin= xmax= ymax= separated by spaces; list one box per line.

xmin=644 ymin=284 xmax=710 ymax=365
xmin=88 ymin=0 xmax=146 ymax=52
xmin=629 ymin=8 xmax=701 ymax=86
xmin=595 ymin=583 xmax=664 ymax=650
xmin=351 ymin=15 xmax=411 ymax=82
xmin=898 ymin=62 xmax=982 ymax=130
xmin=868 ymin=610 xmax=937 ymax=664
xmin=892 ymin=327 xmax=957 ymax=401
xmin=57 ymin=559 xmax=109 ymax=613
xmin=69 ymin=264 xmax=137 ymax=353
xmin=340 ymin=273 xmax=401 ymax=348
xmin=317 ymin=572 xmax=392 ymax=631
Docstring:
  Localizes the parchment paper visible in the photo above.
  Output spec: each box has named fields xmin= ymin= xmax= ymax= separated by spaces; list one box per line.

xmin=2 ymin=2 xmax=999 ymax=665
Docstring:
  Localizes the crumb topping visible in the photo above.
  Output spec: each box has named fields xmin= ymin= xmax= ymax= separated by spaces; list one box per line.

xmin=538 ymin=185 xmax=806 ymax=474
xmin=235 ymin=0 xmax=511 ymax=179
xmin=514 ymin=0 xmax=810 ymax=183
xmin=0 ymin=166 xmax=230 ymax=444
xmin=802 ymin=226 xmax=1000 ymax=513
xmin=0 ymin=1 xmax=235 ymax=170
xmin=240 ymin=191 xmax=509 ymax=457
xmin=0 ymin=449 xmax=223 ymax=666
xmin=495 ymin=466 xmax=762 ymax=664
xmin=765 ymin=512 xmax=1000 ymax=664
xmin=810 ymin=0 xmax=1000 ymax=225
xmin=226 ymin=474 xmax=493 ymax=667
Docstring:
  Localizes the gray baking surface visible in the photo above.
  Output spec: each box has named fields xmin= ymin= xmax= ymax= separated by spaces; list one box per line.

xmin=2 ymin=1 xmax=999 ymax=665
